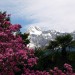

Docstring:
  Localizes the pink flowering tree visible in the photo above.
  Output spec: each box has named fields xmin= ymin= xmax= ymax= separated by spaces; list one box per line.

xmin=0 ymin=12 xmax=38 ymax=75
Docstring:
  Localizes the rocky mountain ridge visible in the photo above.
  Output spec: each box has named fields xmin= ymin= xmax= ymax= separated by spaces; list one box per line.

xmin=27 ymin=26 xmax=75 ymax=48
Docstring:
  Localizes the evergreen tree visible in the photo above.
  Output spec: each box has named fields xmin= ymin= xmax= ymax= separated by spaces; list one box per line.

xmin=47 ymin=34 xmax=73 ymax=61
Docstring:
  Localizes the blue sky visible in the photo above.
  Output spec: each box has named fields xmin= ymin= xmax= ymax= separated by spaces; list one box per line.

xmin=0 ymin=0 xmax=75 ymax=33
xmin=11 ymin=16 xmax=36 ymax=33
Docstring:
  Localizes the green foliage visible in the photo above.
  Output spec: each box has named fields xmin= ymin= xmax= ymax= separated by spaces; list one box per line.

xmin=46 ymin=34 xmax=73 ymax=60
xmin=20 ymin=33 xmax=30 ymax=45
xmin=34 ymin=34 xmax=75 ymax=71
xmin=34 ymin=48 xmax=45 ymax=58
xmin=34 ymin=48 xmax=75 ymax=71
xmin=55 ymin=34 xmax=73 ymax=47
xmin=68 ymin=51 xmax=75 ymax=61
xmin=70 ymin=40 xmax=75 ymax=47
xmin=46 ymin=40 xmax=58 ymax=50
xmin=34 ymin=48 xmax=57 ymax=70
xmin=46 ymin=34 xmax=73 ymax=51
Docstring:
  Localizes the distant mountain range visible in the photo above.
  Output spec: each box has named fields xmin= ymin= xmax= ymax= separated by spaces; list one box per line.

xmin=27 ymin=26 xmax=75 ymax=48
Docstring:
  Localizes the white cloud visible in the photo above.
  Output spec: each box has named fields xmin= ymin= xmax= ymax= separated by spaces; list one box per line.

xmin=0 ymin=0 xmax=75 ymax=32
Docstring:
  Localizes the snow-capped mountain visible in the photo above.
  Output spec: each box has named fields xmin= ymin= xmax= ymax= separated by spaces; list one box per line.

xmin=28 ymin=26 xmax=42 ymax=35
xmin=27 ymin=26 xmax=61 ymax=48
xmin=27 ymin=26 xmax=75 ymax=49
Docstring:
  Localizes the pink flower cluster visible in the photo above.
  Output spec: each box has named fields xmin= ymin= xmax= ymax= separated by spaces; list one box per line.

xmin=22 ymin=68 xmax=50 ymax=75
xmin=3 ymin=21 xmax=11 ymax=25
xmin=9 ymin=24 xmax=22 ymax=32
xmin=50 ymin=63 xmax=75 ymax=75
xmin=0 ymin=32 xmax=8 ymax=37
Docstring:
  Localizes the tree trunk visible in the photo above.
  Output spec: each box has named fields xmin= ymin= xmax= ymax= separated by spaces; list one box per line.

xmin=61 ymin=47 xmax=67 ymax=62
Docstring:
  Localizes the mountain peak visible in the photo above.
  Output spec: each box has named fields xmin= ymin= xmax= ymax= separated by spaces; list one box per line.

xmin=28 ymin=26 xmax=42 ymax=35
xmin=27 ymin=26 xmax=75 ymax=49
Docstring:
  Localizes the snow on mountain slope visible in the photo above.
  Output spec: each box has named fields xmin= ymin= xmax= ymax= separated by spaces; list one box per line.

xmin=28 ymin=26 xmax=42 ymax=35
xmin=27 ymin=26 xmax=75 ymax=49
xmin=27 ymin=26 xmax=61 ymax=48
